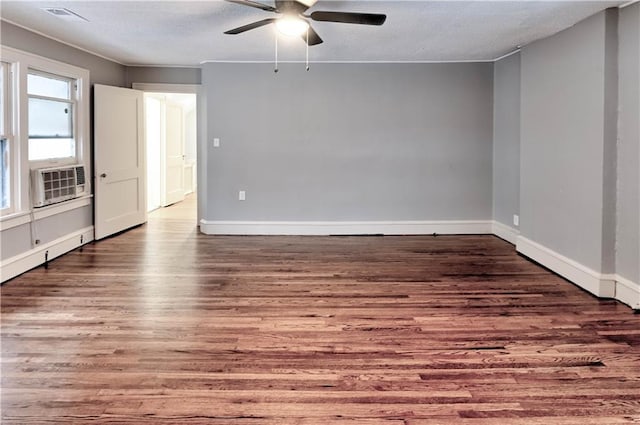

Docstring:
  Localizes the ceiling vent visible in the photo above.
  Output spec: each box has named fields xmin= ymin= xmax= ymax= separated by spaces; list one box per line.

xmin=42 ymin=8 xmax=88 ymax=22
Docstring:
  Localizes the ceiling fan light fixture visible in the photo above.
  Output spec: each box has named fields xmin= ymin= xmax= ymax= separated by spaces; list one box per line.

xmin=275 ymin=17 xmax=309 ymax=37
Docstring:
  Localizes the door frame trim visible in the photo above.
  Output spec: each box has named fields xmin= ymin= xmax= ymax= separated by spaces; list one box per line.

xmin=131 ymin=83 xmax=203 ymax=224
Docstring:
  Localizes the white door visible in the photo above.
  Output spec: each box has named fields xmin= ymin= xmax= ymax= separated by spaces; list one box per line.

xmin=94 ymin=84 xmax=146 ymax=240
xmin=145 ymin=96 xmax=162 ymax=211
xmin=161 ymin=100 xmax=185 ymax=206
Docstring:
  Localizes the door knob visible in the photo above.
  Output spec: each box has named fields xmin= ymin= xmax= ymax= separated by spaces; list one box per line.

xmin=100 ymin=173 xmax=107 ymax=178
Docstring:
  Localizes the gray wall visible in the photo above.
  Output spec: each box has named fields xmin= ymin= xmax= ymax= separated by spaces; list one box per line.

xmin=520 ymin=10 xmax=618 ymax=273
xmin=492 ymin=52 xmax=521 ymax=229
xmin=202 ymin=62 xmax=494 ymax=222
xmin=0 ymin=206 xmax=93 ymax=260
xmin=1 ymin=224 xmax=31 ymax=261
xmin=1 ymin=207 xmax=93 ymax=260
xmin=125 ymin=66 xmax=201 ymax=87
xmin=616 ymin=3 xmax=640 ymax=284
xmin=601 ymin=9 xmax=619 ymax=275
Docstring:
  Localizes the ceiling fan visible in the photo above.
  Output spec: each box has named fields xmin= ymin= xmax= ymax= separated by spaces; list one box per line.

xmin=223 ymin=0 xmax=387 ymax=46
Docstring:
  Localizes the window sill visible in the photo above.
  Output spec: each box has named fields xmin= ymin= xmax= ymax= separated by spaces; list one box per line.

xmin=0 ymin=211 xmax=31 ymax=231
xmin=0 ymin=195 xmax=93 ymax=231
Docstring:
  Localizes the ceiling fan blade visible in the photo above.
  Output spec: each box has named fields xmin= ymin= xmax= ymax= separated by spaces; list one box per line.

xmin=310 ymin=11 xmax=387 ymax=26
xmin=302 ymin=25 xmax=323 ymax=46
xmin=225 ymin=0 xmax=277 ymax=12
xmin=224 ymin=18 xmax=277 ymax=34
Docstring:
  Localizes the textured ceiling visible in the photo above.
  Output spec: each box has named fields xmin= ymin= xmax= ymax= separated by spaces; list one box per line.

xmin=0 ymin=1 xmax=627 ymax=66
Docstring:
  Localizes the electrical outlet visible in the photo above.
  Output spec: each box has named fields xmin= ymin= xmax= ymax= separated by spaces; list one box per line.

xmin=513 ymin=214 xmax=519 ymax=227
xmin=239 ymin=190 xmax=246 ymax=201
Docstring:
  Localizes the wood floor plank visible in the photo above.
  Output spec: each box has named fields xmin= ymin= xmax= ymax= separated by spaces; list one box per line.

xmin=2 ymin=195 xmax=640 ymax=424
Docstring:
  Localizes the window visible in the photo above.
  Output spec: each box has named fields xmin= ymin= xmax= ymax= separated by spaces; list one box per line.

xmin=0 ymin=139 xmax=8 ymax=210
xmin=0 ymin=46 xmax=90 ymax=222
xmin=0 ymin=63 xmax=5 ymax=134
xmin=1 ymin=61 xmax=12 ymax=213
xmin=28 ymin=71 xmax=76 ymax=161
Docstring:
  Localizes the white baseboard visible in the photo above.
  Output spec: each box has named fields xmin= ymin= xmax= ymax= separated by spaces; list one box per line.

xmin=491 ymin=221 xmax=519 ymax=245
xmin=3 ymin=220 xmax=636 ymax=311
xmin=516 ymin=236 xmax=616 ymax=298
xmin=1 ymin=226 xmax=94 ymax=283
xmin=199 ymin=220 xmax=493 ymax=236
xmin=614 ymin=274 xmax=640 ymax=310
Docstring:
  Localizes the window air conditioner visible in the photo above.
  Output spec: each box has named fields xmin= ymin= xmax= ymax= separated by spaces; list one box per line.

xmin=32 ymin=165 xmax=88 ymax=208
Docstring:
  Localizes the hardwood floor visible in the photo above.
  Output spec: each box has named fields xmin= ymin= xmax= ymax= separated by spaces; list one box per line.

xmin=2 ymin=197 xmax=640 ymax=424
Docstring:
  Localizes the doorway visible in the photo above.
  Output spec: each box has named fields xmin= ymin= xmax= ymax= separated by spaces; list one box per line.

xmin=143 ymin=92 xmax=197 ymax=213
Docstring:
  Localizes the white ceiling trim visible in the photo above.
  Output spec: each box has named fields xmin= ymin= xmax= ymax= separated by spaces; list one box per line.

xmin=1 ymin=18 xmax=125 ymax=65
xmin=199 ymin=59 xmax=496 ymax=64
xmin=126 ymin=64 xmax=202 ymax=69
xmin=492 ymin=47 xmax=522 ymax=62
xmin=3 ymin=18 xmax=204 ymax=68
xmin=0 ymin=15 xmax=599 ymax=67
xmin=2 ymin=15 xmax=512 ymax=66
xmin=0 ymin=0 xmax=640 ymax=69
xmin=620 ymin=0 xmax=640 ymax=8
xmin=4 ymin=16 xmax=502 ymax=66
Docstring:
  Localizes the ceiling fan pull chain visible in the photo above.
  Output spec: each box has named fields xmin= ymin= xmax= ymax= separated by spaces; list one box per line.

xmin=306 ymin=33 xmax=310 ymax=71
xmin=274 ymin=31 xmax=279 ymax=73
xmin=306 ymin=28 xmax=310 ymax=71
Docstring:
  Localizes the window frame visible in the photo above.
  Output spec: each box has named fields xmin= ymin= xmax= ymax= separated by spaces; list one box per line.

xmin=0 ymin=46 xmax=90 ymax=221
xmin=27 ymin=68 xmax=81 ymax=167
xmin=0 ymin=60 xmax=16 ymax=215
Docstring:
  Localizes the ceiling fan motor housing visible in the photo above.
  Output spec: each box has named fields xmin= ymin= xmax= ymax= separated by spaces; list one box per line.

xmin=224 ymin=0 xmax=387 ymax=47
